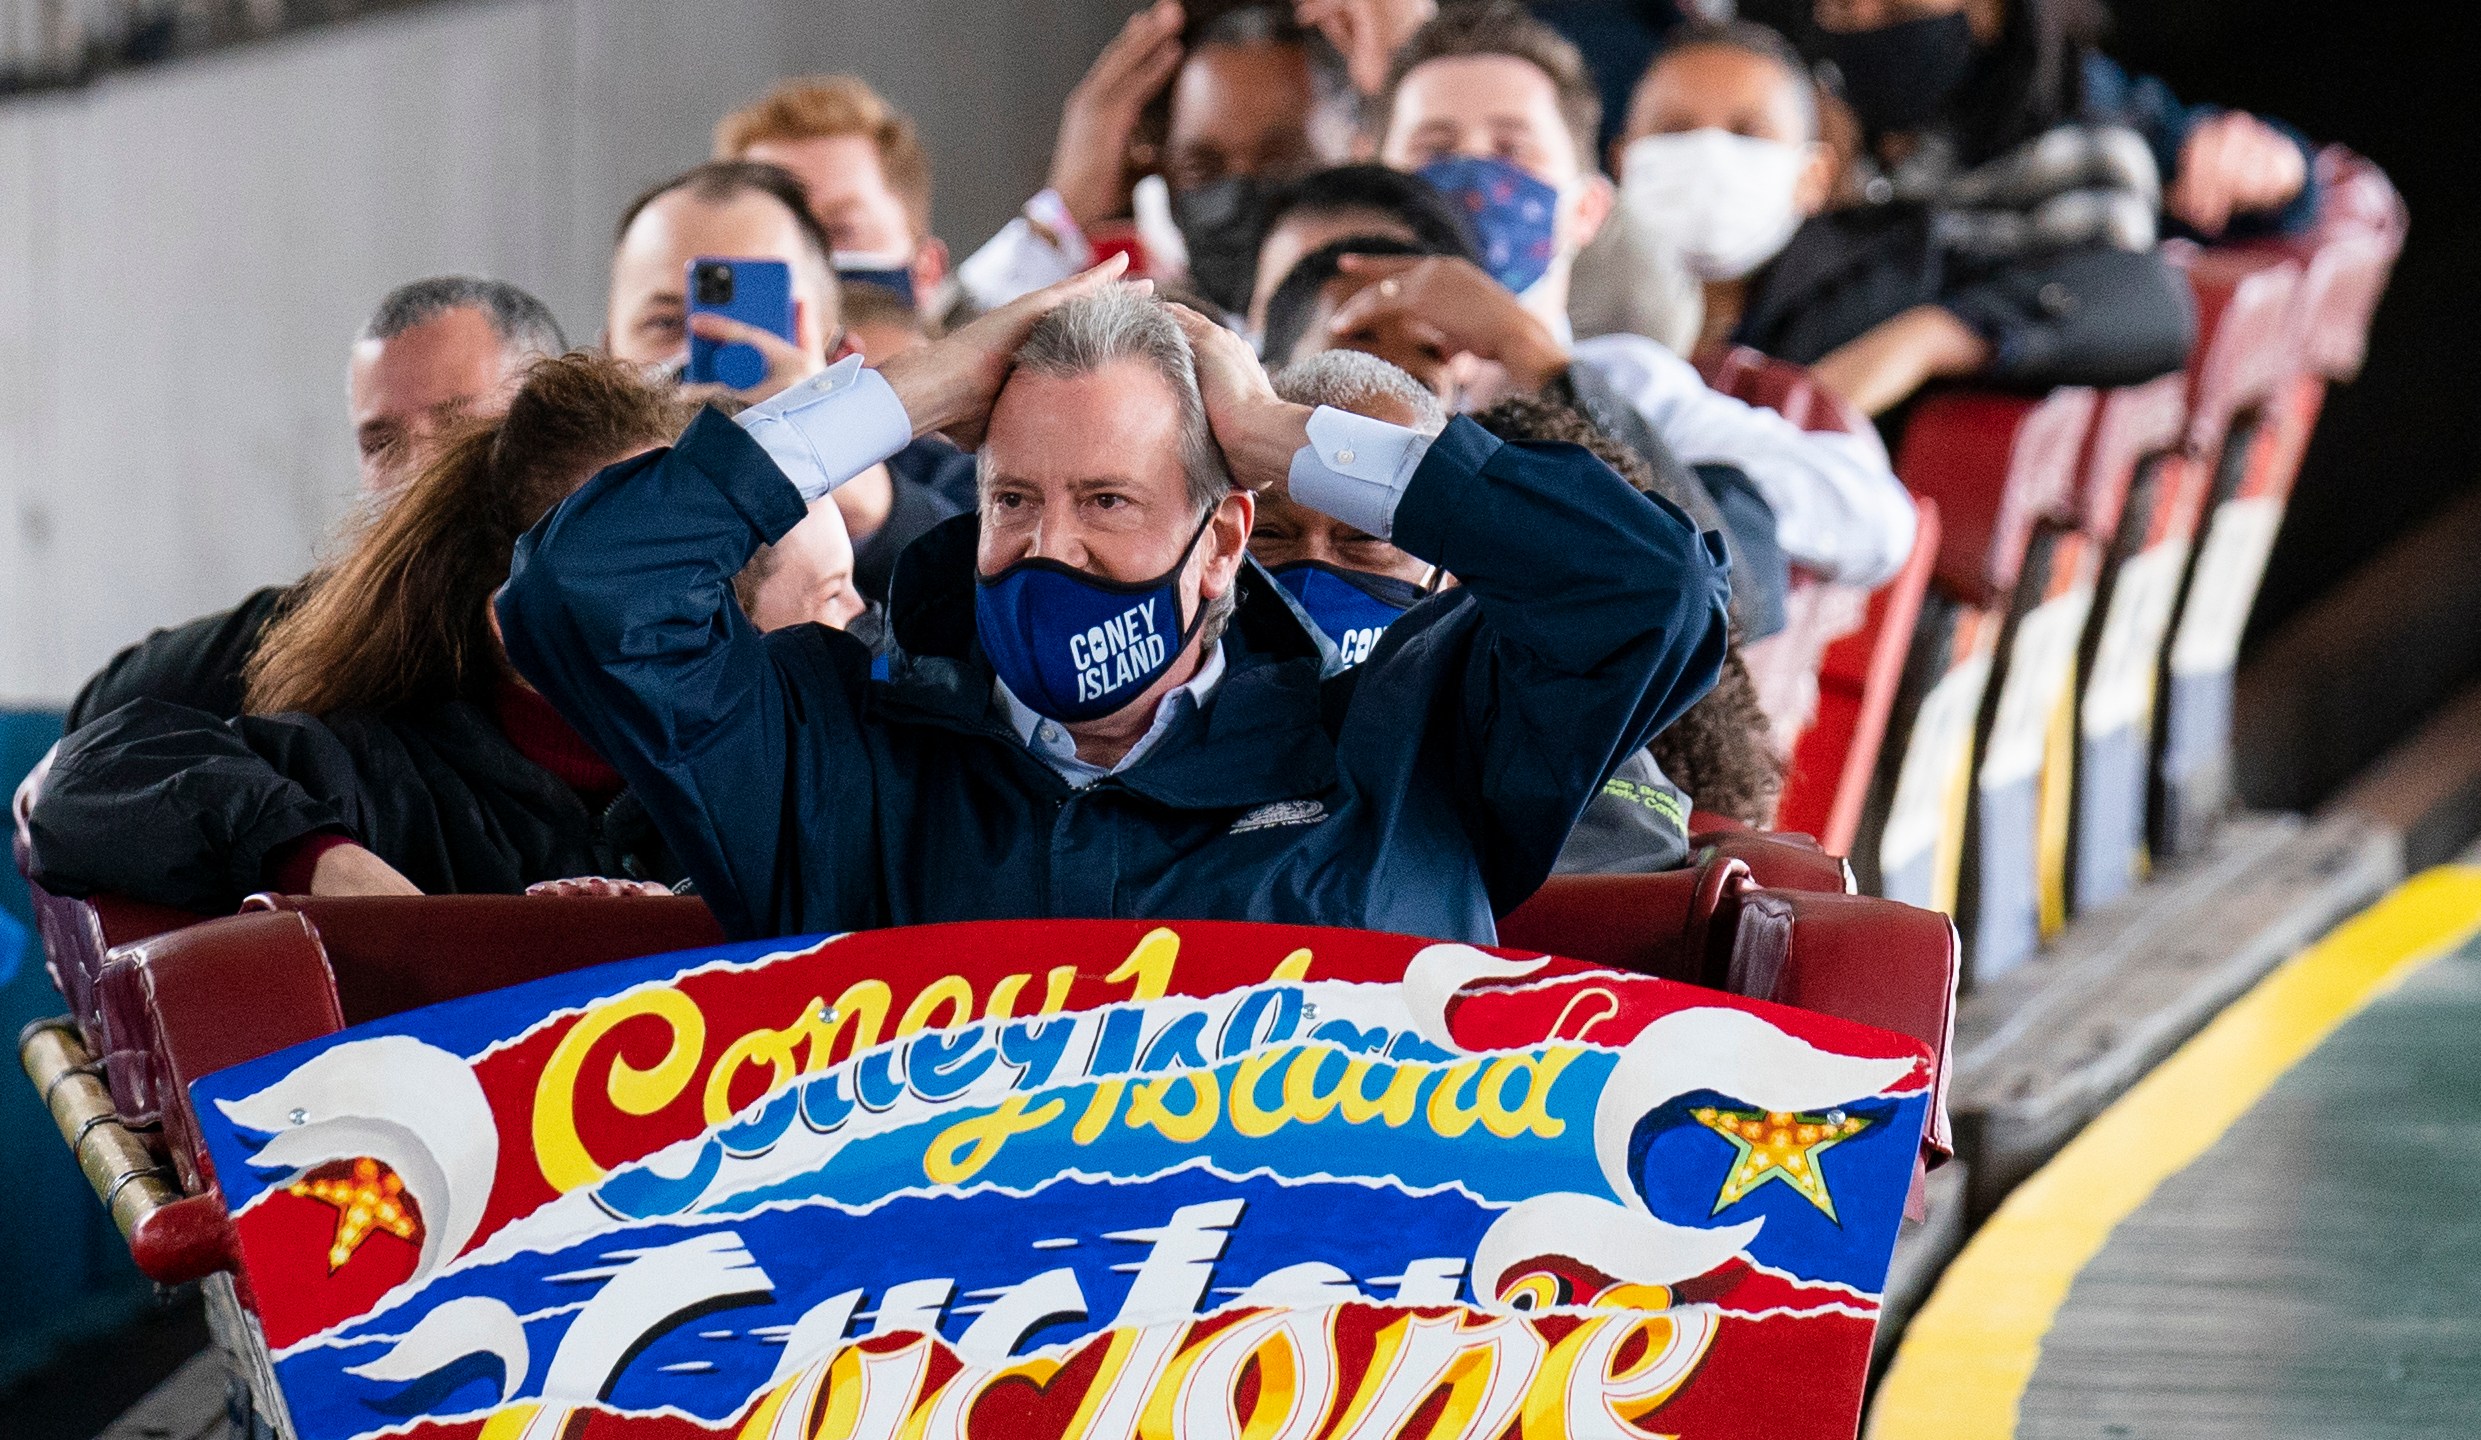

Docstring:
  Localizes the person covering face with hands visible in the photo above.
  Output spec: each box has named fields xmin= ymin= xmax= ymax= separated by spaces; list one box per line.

xmin=498 ymin=258 xmax=1732 ymax=943
xmin=956 ymin=2 xmax=1362 ymax=320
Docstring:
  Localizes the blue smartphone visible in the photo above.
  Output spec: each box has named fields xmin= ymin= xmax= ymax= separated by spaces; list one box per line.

xmin=684 ymin=257 xmax=794 ymax=390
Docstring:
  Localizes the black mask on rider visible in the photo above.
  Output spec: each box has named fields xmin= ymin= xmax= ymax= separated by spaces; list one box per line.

xmin=1170 ymin=176 xmax=1273 ymax=317
xmin=1825 ymin=11 xmax=1978 ymax=136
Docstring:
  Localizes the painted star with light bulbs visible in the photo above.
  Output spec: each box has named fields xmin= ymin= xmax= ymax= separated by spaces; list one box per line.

xmin=1692 ymin=1107 xmax=1871 ymax=1222
xmin=288 ymin=1156 xmax=421 ymax=1272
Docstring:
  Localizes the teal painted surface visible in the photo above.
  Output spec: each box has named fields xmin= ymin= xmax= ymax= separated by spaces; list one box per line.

xmin=2023 ymin=930 xmax=2481 ymax=1437
xmin=0 ymin=710 xmax=156 ymax=1391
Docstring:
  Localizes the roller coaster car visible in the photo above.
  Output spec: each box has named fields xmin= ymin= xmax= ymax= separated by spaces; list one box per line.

xmin=19 ymin=829 xmax=1957 ymax=1440
xmin=2153 ymin=148 xmax=2407 ymax=860
xmin=2071 ymin=372 xmax=2211 ymax=915
xmin=1855 ymin=385 xmax=2093 ymax=933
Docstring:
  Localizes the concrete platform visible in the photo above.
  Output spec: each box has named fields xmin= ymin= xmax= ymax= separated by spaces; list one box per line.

xmin=2016 ymin=927 xmax=2481 ymax=1436
xmin=1870 ymin=865 xmax=2481 ymax=1438
xmin=96 ymin=1349 xmax=235 ymax=1440
xmin=1948 ymin=810 xmax=2402 ymax=1216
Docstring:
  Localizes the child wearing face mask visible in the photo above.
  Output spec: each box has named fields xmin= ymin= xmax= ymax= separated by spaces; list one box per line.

xmin=1617 ymin=18 xmax=2198 ymax=416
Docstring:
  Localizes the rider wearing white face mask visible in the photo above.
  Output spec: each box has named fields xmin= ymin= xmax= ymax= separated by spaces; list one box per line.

xmin=1615 ymin=19 xmax=2193 ymax=418
xmin=1616 ymin=25 xmax=1838 ymax=297
xmin=1615 ymin=23 xmax=1841 ymax=353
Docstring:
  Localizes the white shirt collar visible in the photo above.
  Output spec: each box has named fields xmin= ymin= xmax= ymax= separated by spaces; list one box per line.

xmin=995 ymin=640 xmax=1228 ymax=787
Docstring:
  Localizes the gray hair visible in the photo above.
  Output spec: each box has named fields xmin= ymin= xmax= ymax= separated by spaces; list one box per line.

xmin=1272 ymin=351 xmax=1450 ymax=435
xmin=997 ymin=288 xmax=1234 ymax=515
xmin=359 ymin=276 xmax=567 ymax=360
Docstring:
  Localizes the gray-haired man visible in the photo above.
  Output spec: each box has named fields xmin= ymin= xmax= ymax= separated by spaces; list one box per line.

xmin=66 ymin=276 xmax=565 ymax=730
xmin=500 ymin=260 xmax=1732 ymax=942
xmin=350 ymin=275 xmax=566 ymax=494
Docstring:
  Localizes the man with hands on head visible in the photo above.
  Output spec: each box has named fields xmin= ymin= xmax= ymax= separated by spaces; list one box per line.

xmin=498 ymin=259 xmax=1732 ymax=943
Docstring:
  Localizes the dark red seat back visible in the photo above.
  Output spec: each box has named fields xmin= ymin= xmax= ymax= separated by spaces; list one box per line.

xmin=13 ymin=747 xmax=209 ymax=1048
xmin=1692 ymin=827 xmax=1856 ymax=894
xmin=1897 ymin=387 xmax=2098 ymax=608
xmin=1692 ymin=345 xmax=1930 ymax=853
xmin=1697 ymin=344 xmax=1875 ymax=436
xmin=2078 ymin=372 xmax=2190 ymax=544
xmin=1499 ymin=865 xmax=1715 ymax=983
xmin=101 ymin=911 xmax=346 ymax=1189
xmin=1780 ymin=497 xmax=1941 ymax=854
xmin=2174 ymin=245 xmax=2303 ymax=460
xmin=2236 ymin=147 xmax=2407 ymax=383
xmin=1726 ymin=890 xmax=1959 ymax=1165
xmin=242 ymin=893 xmax=725 ymax=1024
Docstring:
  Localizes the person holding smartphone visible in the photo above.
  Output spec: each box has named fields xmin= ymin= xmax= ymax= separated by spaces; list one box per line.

xmin=604 ymin=161 xmax=964 ymax=607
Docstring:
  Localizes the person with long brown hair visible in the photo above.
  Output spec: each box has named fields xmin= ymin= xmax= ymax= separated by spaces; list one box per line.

xmin=26 ymin=352 xmax=810 ymax=911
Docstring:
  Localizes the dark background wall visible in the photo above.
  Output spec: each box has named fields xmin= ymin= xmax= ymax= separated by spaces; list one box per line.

xmin=2106 ymin=0 xmax=2481 ymax=810
xmin=2101 ymin=0 xmax=2481 ymax=648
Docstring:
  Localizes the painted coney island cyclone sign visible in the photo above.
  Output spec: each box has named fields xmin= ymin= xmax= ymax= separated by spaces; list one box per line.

xmin=189 ymin=920 xmax=1933 ymax=1440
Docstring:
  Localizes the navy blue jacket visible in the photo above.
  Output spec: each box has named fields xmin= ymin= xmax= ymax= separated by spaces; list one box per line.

xmin=499 ymin=410 xmax=1731 ymax=943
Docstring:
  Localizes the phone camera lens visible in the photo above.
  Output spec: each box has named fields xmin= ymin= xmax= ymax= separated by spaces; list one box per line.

xmin=694 ymin=262 xmax=735 ymax=306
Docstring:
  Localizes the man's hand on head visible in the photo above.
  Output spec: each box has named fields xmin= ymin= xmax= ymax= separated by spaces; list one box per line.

xmin=1048 ymin=0 xmax=1187 ymax=231
xmin=1325 ymin=254 xmax=1571 ymax=394
xmin=1170 ymin=304 xmax=1313 ymax=497
xmin=878 ymin=257 xmax=1140 ymax=448
xmin=682 ymin=312 xmax=826 ymax=405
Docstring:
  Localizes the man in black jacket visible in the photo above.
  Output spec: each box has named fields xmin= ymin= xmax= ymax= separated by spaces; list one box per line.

xmin=65 ymin=276 xmax=567 ymax=731
xmin=499 ymin=262 xmax=1732 ymax=943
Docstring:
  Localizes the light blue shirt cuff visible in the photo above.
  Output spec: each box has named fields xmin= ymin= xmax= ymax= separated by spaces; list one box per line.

xmin=732 ymin=354 xmax=915 ymax=502
xmin=1285 ymin=406 xmax=1434 ymax=542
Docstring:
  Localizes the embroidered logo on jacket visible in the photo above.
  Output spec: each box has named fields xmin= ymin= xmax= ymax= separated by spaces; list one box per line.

xmin=1229 ymin=799 xmax=1329 ymax=834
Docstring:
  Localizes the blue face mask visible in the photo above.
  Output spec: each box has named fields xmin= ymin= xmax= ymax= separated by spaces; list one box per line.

xmin=1272 ymin=561 xmax=1426 ymax=669
xmin=975 ymin=510 xmax=1218 ymax=724
xmin=1417 ymin=156 xmax=1563 ymax=295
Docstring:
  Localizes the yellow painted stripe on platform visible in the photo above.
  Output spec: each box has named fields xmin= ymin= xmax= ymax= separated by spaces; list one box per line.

xmin=1868 ymin=865 xmax=2481 ymax=1439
